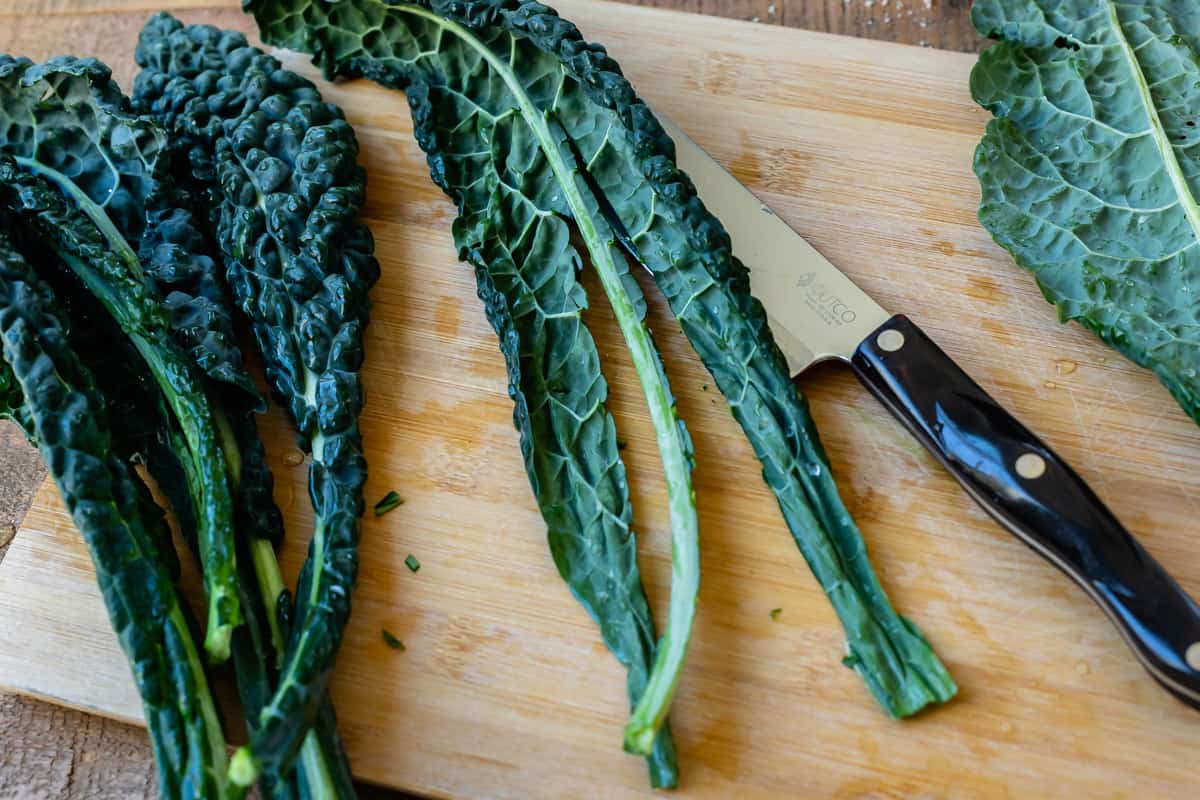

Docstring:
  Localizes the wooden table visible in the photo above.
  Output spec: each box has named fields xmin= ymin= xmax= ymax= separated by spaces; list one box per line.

xmin=0 ymin=1 xmax=983 ymax=796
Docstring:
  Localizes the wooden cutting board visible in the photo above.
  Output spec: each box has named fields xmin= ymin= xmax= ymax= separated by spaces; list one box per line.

xmin=3 ymin=0 xmax=1200 ymax=796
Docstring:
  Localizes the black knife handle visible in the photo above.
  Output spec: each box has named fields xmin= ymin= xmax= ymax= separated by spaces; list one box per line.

xmin=850 ymin=314 xmax=1200 ymax=708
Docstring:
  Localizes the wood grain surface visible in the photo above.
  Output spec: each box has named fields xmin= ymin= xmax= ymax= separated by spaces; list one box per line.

xmin=21 ymin=1 xmax=1198 ymax=799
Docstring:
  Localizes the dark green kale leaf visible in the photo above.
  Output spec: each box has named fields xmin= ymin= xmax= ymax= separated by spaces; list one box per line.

xmin=42 ymin=152 xmax=352 ymax=800
xmin=14 ymin=231 xmax=187 ymax=583
xmin=0 ymin=153 xmax=244 ymax=663
xmin=0 ymin=55 xmax=243 ymax=662
xmin=245 ymin=0 xmax=955 ymax=737
xmin=0 ymin=233 xmax=238 ymax=799
xmin=133 ymin=14 xmax=378 ymax=782
xmin=971 ymin=1 xmax=1200 ymax=423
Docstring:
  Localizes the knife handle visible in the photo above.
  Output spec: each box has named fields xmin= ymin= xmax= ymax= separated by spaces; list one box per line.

xmin=850 ymin=314 xmax=1200 ymax=708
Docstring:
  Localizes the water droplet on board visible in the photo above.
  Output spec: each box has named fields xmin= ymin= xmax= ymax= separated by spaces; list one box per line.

xmin=999 ymin=721 xmax=1014 ymax=734
xmin=1055 ymin=359 xmax=1078 ymax=375
xmin=1076 ymin=660 xmax=1090 ymax=676
xmin=1044 ymin=381 xmax=1058 ymax=389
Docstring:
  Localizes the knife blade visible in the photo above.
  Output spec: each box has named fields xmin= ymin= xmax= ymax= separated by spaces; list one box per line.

xmin=660 ymin=116 xmax=1200 ymax=710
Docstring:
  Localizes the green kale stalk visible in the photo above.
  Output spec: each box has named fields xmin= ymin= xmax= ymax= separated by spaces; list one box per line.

xmin=0 ymin=56 xmax=242 ymax=662
xmin=0 ymin=234 xmax=243 ymax=799
xmin=244 ymin=0 xmax=955 ymax=768
xmin=133 ymin=15 xmax=379 ymax=781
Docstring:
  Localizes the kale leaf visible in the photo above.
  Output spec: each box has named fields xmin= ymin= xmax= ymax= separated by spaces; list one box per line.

xmin=133 ymin=14 xmax=378 ymax=781
xmin=0 ymin=55 xmax=243 ymax=662
xmin=247 ymin=0 xmax=706 ymax=776
xmin=972 ymin=1 xmax=1200 ymax=422
xmin=1 ymin=48 xmax=356 ymax=798
xmin=0 ymin=233 xmax=238 ymax=799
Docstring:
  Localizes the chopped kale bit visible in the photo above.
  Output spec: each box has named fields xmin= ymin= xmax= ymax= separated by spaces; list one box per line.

xmin=374 ymin=491 xmax=405 ymax=517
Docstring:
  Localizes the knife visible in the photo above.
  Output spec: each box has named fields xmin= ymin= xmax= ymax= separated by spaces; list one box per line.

xmin=660 ymin=117 xmax=1200 ymax=710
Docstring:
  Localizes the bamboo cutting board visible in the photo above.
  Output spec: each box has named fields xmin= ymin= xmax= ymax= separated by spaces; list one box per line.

xmin=2 ymin=1 xmax=1200 ymax=796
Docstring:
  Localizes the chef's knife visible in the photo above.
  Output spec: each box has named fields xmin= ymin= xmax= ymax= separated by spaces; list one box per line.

xmin=660 ymin=117 xmax=1200 ymax=710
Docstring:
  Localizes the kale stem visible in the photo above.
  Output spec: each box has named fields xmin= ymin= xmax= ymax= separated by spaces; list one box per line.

xmin=211 ymin=408 xmax=340 ymax=797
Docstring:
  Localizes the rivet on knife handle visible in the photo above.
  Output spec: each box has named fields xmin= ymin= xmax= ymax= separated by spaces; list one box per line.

xmin=850 ymin=314 xmax=1200 ymax=707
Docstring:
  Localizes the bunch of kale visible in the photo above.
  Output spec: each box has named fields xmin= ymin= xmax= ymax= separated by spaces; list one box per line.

xmin=0 ymin=16 xmax=377 ymax=798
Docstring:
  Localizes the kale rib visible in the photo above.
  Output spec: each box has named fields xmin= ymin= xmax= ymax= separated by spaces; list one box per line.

xmin=246 ymin=0 xmax=955 ymax=725
xmin=0 ymin=57 xmax=242 ymax=662
xmin=0 ymin=234 xmax=236 ymax=799
xmin=133 ymin=14 xmax=379 ymax=780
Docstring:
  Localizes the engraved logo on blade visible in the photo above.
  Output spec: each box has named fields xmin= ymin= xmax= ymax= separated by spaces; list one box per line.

xmin=794 ymin=272 xmax=858 ymax=326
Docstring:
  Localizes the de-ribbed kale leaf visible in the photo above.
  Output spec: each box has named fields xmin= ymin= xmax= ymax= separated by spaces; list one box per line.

xmin=972 ymin=0 xmax=1200 ymax=423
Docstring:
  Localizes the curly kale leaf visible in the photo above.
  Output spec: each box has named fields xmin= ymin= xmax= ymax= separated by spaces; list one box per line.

xmin=0 ymin=54 xmax=259 ymax=407
xmin=0 ymin=234 xmax=235 ymax=799
xmin=247 ymin=0 xmax=956 ymax=725
xmin=972 ymin=1 xmax=1200 ymax=422
xmin=0 ymin=151 xmax=243 ymax=662
xmin=2 ymin=51 xmax=352 ymax=795
xmin=0 ymin=55 xmax=243 ymax=662
xmin=133 ymin=14 xmax=377 ymax=781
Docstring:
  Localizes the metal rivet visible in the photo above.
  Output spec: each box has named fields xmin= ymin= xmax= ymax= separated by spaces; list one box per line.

xmin=1015 ymin=452 xmax=1047 ymax=480
xmin=1187 ymin=642 xmax=1200 ymax=671
xmin=877 ymin=329 xmax=905 ymax=352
